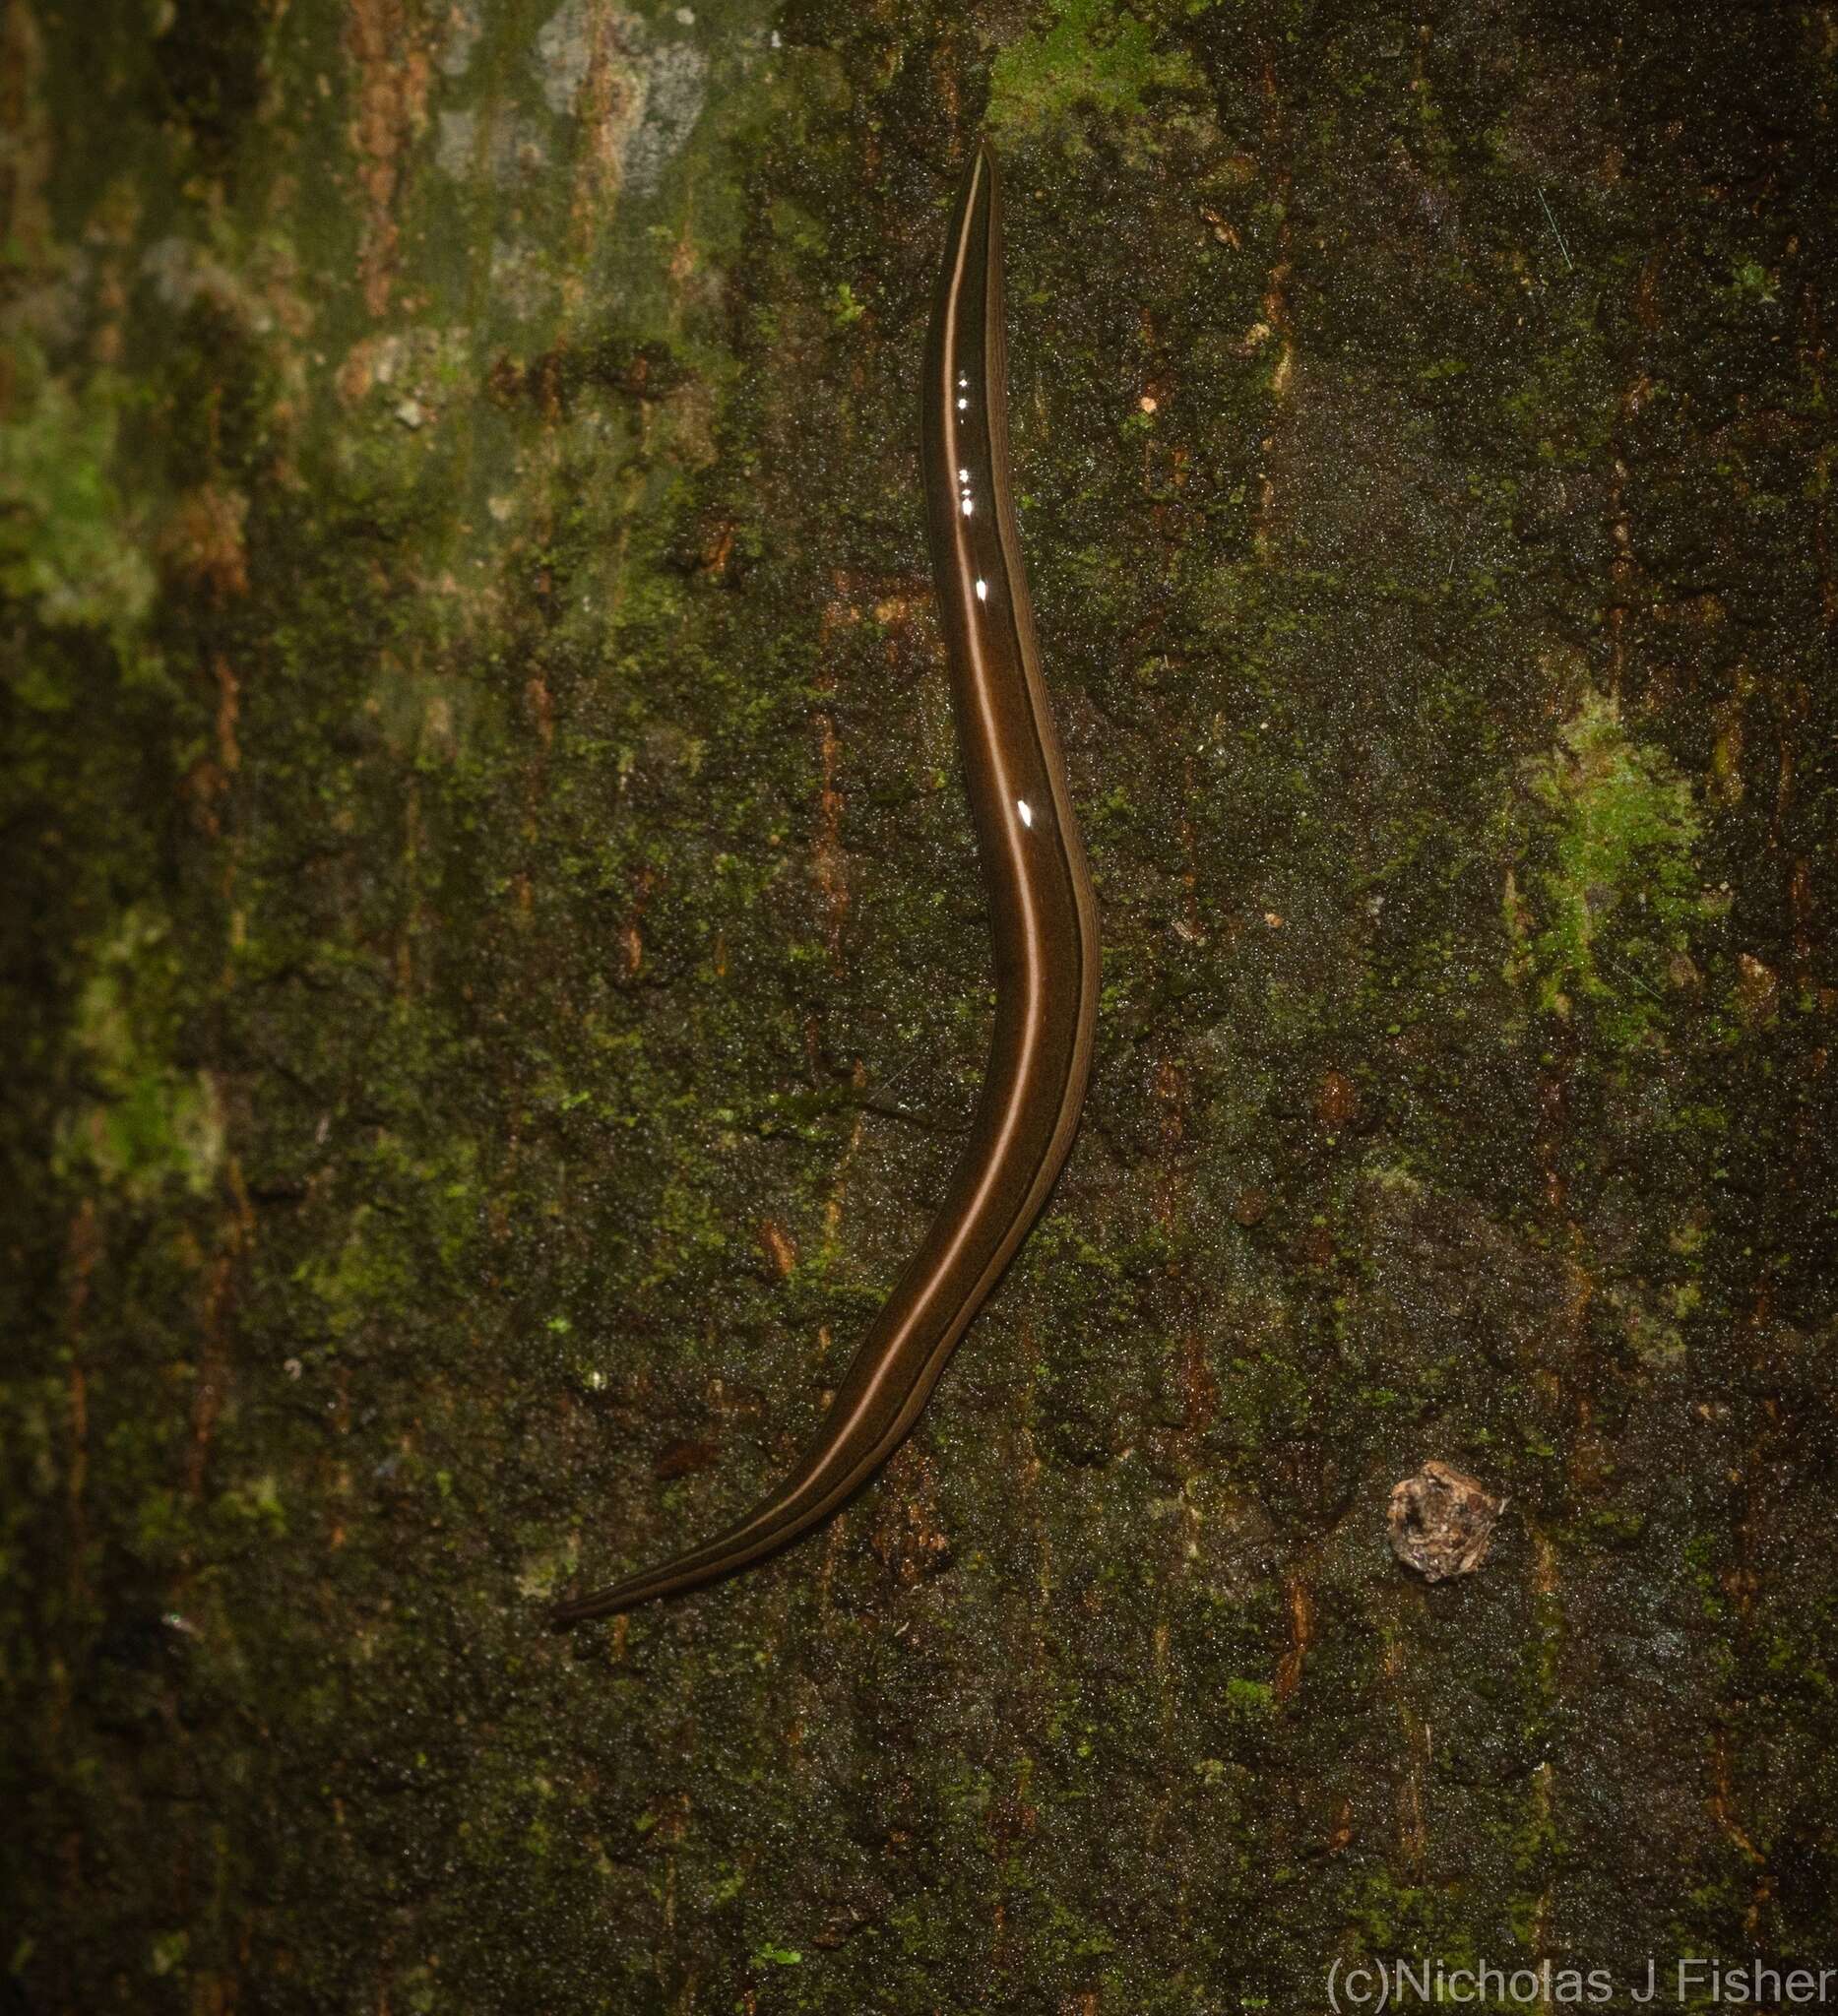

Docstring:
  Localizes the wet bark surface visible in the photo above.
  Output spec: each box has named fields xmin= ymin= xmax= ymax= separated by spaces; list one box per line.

xmin=4 ymin=1 xmax=1835 ymax=2009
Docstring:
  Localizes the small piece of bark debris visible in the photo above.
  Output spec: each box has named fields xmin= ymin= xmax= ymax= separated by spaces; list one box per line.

xmin=1388 ymin=1461 xmax=1502 ymax=1582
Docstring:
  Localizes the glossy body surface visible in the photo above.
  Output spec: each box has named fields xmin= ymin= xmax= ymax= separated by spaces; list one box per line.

xmin=550 ymin=146 xmax=1099 ymax=1625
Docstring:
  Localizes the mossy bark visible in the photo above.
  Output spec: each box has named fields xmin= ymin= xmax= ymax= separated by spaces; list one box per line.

xmin=5 ymin=2 xmax=1835 ymax=2010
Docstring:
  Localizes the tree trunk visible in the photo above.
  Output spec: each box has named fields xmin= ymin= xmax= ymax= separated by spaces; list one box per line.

xmin=6 ymin=1 xmax=1835 ymax=2009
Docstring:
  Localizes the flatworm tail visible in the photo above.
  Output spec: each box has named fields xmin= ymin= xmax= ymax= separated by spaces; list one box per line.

xmin=550 ymin=145 xmax=1099 ymax=1626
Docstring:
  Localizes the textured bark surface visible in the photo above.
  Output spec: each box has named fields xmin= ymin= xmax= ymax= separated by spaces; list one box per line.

xmin=5 ymin=2 xmax=1836 ymax=2010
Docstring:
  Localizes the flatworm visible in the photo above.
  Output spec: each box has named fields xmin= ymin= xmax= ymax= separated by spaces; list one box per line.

xmin=551 ymin=145 xmax=1099 ymax=1624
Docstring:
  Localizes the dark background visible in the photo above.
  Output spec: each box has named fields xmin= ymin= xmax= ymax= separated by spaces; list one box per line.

xmin=5 ymin=0 xmax=1835 ymax=2008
